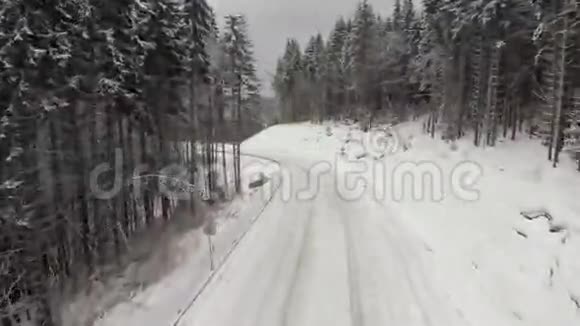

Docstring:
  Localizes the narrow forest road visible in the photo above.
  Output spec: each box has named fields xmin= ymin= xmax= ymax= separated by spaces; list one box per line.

xmin=175 ymin=149 xmax=464 ymax=326
xmin=97 ymin=122 xmax=580 ymax=326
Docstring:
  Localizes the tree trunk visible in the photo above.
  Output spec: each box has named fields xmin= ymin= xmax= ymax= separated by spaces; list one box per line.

xmin=471 ymin=34 xmax=484 ymax=146
xmin=127 ymin=118 xmax=139 ymax=232
xmin=235 ymin=72 xmax=243 ymax=194
xmin=552 ymin=16 xmax=568 ymax=168
xmin=105 ymin=105 xmax=120 ymax=262
xmin=512 ymin=99 xmax=519 ymax=140
xmin=189 ymin=75 xmax=198 ymax=211
xmin=117 ymin=114 xmax=130 ymax=240
xmin=72 ymin=101 xmax=93 ymax=272
xmin=221 ymin=142 xmax=228 ymax=197
xmin=140 ymin=126 xmax=153 ymax=226
xmin=49 ymin=111 xmax=70 ymax=277
xmin=484 ymin=43 xmax=500 ymax=147
xmin=503 ymin=98 xmax=510 ymax=138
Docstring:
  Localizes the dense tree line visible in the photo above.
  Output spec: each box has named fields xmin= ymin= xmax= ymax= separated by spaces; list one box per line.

xmin=274 ymin=0 xmax=421 ymax=123
xmin=0 ymin=0 xmax=259 ymax=324
xmin=274 ymin=0 xmax=580 ymax=169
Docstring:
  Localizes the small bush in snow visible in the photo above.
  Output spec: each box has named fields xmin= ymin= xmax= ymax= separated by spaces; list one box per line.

xmin=326 ymin=126 xmax=333 ymax=136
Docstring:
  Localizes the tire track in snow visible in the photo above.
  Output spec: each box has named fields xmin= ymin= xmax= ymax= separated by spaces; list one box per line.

xmin=377 ymin=219 xmax=433 ymax=326
xmin=340 ymin=207 xmax=365 ymax=326
xmin=250 ymin=205 xmax=314 ymax=326
xmin=280 ymin=206 xmax=316 ymax=326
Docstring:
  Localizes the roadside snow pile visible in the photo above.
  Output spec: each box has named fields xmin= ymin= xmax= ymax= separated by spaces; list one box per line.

xmin=380 ymin=120 xmax=580 ymax=325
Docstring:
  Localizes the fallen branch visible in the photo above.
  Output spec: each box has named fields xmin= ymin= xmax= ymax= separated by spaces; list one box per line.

xmin=514 ymin=229 xmax=528 ymax=238
xmin=356 ymin=153 xmax=368 ymax=160
xmin=520 ymin=209 xmax=553 ymax=221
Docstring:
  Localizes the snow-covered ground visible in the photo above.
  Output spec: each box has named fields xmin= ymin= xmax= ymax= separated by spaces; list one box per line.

xmin=98 ymin=119 xmax=580 ymax=326
xmin=87 ymin=153 xmax=280 ymax=326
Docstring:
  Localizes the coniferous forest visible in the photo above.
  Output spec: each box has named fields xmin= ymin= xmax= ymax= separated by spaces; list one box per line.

xmin=4 ymin=0 xmax=580 ymax=325
xmin=0 ymin=0 xmax=260 ymax=324
xmin=274 ymin=0 xmax=580 ymax=168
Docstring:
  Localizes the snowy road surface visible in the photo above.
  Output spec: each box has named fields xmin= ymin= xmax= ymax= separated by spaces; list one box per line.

xmin=97 ymin=122 xmax=580 ymax=326
xmin=177 ymin=152 xmax=463 ymax=326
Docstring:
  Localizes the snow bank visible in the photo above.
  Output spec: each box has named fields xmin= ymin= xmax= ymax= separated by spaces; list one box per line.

xmin=332 ymin=119 xmax=580 ymax=325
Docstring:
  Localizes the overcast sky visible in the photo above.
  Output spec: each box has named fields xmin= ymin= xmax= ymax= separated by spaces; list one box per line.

xmin=208 ymin=0 xmax=397 ymax=96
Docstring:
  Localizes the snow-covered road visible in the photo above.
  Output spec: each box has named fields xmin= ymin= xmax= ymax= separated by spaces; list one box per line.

xmin=177 ymin=151 xmax=463 ymax=326
xmin=96 ymin=121 xmax=580 ymax=326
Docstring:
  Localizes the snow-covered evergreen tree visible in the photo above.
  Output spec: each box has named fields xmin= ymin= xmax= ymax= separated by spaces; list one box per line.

xmin=302 ymin=34 xmax=326 ymax=120
xmin=221 ymin=14 xmax=260 ymax=110
xmin=277 ymin=38 xmax=305 ymax=120
xmin=350 ymin=0 xmax=378 ymax=111
xmin=221 ymin=14 xmax=259 ymax=192
xmin=324 ymin=17 xmax=350 ymax=116
xmin=185 ymin=0 xmax=212 ymax=75
xmin=393 ymin=0 xmax=403 ymax=31
xmin=0 ymin=0 xmax=242 ymax=322
xmin=402 ymin=0 xmax=416 ymax=35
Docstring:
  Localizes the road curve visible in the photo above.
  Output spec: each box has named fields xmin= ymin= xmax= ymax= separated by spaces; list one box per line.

xmin=176 ymin=151 xmax=464 ymax=326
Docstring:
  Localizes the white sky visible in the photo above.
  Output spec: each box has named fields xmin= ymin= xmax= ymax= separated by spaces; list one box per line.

xmin=208 ymin=0 xmax=397 ymax=96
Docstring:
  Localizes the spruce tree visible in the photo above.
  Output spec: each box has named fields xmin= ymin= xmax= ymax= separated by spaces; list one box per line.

xmin=351 ymin=0 xmax=378 ymax=113
xmin=222 ymin=14 xmax=259 ymax=192
xmin=393 ymin=0 xmax=403 ymax=31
